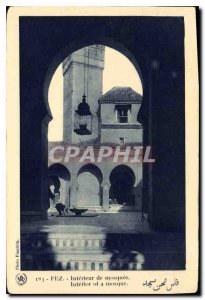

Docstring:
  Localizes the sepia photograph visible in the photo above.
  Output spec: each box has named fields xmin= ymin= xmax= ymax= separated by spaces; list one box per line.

xmin=6 ymin=6 xmax=199 ymax=294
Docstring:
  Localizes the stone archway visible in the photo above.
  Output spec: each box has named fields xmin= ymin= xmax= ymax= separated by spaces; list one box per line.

xmin=76 ymin=164 xmax=103 ymax=208
xmin=109 ymin=165 xmax=135 ymax=206
xmin=48 ymin=164 xmax=71 ymax=209
xmin=20 ymin=16 xmax=185 ymax=231
xmin=46 ymin=42 xmax=144 ymax=213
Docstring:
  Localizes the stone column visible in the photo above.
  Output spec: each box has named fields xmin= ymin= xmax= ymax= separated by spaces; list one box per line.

xmin=69 ymin=184 xmax=78 ymax=208
xmin=65 ymin=183 xmax=71 ymax=208
xmin=135 ymin=163 xmax=143 ymax=211
xmin=134 ymin=185 xmax=142 ymax=212
xmin=102 ymin=183 xmax=110 ymax=211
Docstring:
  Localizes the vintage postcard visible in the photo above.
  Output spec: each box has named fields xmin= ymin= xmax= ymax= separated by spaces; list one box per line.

xmin=7 ymin=6 xmax=199 ymax=294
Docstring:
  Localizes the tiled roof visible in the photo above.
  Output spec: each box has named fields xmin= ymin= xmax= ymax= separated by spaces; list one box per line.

xmin=98 ymin=87 xmax=142 ymax=103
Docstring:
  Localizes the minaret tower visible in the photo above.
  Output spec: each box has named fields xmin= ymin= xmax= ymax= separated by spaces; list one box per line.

xmin=62 ymin=45 xmax=105 ymax=143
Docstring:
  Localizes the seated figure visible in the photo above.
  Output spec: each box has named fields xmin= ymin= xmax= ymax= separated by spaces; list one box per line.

xmin=55 ymin=202 xmax=66 ymax=216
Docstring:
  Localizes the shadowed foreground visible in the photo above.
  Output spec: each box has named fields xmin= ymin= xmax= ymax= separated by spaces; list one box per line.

xmin=21 ymin=212 xmax=185 ymax=270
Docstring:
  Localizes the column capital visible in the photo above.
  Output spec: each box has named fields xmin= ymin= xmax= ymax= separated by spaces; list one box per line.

xmin=102 ymin=181 xmax=111 ymax=188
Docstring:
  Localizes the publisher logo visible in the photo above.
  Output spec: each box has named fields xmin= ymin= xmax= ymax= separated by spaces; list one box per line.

xmin=16 ymin=273 xmax=27 ymax=286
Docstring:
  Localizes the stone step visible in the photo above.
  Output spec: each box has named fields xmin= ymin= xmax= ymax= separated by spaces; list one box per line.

xmin=108 ymin=205 xmax=135 ymax=211
xmin=21 ymin=254 xmax=142 ymax=270
xmin=21 ymin=232 xmax=184 ymax=252
xmin=21 ymin=250 xmax=184 ymax=271
xmin=48 ymin=206 xmax=136 ymax=216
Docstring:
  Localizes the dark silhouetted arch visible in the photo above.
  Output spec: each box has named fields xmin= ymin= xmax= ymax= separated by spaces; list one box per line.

xmin=48 ymin=164 xmax=71 ymax=181
xmin=109 ymin=165 xmax=135 ymax=205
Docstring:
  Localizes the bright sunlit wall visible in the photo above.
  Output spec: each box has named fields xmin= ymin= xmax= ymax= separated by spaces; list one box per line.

xmin=48 ymin=46 xmax=143 ymax=141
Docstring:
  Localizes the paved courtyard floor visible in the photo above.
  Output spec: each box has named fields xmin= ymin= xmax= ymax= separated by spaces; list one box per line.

xmin=22 ymin=211 xmax=150 ymax=234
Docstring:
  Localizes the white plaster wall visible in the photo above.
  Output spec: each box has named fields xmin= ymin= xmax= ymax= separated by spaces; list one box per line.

xmin=63 ymin=45 xmax=105 ymax=144
xmin=77 ymin=171 xmax=101 ymax=207
xmin=101 ymin=128 xmax=143 ymax=144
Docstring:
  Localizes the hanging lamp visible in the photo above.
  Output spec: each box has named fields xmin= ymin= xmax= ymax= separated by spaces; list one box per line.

xmin=74 ymin=47 xmax=93 ymax=135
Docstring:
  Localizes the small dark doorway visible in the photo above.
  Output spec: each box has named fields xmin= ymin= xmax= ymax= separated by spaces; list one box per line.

xmin=109 ymin=165 xmax=135 ymax=206
xmin=48 ymin=164 xmax=71 ymax=208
